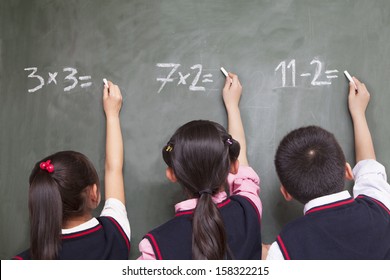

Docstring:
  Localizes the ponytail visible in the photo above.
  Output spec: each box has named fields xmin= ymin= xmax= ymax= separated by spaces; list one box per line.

xmin=29 ymin=171 xmax=62 ymax=260
xmin=28 ymin=151 xmax=99 ymax=259
xmin=163 ymin=120 xmax=241 ymax=260
xmin=192 ymin=192 xmax=227 ymax=259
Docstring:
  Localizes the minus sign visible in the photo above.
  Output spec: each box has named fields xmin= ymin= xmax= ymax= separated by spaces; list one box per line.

xmin=300 ymin=73 xmax=311 ymax=77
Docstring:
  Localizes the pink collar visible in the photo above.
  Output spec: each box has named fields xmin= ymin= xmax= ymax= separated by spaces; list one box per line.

xmin=174 ymin=191 xmax=228 ymax=213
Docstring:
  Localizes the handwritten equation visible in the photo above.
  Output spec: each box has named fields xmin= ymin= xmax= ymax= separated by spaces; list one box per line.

xmin=156 ymin=63 xmax=215 ymax=93
xmin=275 ymin=59 xmax=339 ymax=88
xmin=157 ymin=59 xmax=340 ymax=94
xmin=24 ymin=67 xmax=92 ymax=93
xmin=25 ymin=59 xmax=340 ymax=94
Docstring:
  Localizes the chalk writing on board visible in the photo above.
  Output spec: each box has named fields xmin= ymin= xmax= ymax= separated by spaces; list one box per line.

xmin=275 ymin=59 xmax=339 ymax=87
xmin=24 ymin=67 xmax=92 ymax=93
xmin=156 ymin=63 xmax=214 ymax=93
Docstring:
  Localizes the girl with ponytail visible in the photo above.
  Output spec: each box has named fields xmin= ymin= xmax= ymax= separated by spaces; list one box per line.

xmin=138 ymin=73 xmax=262 ymax=260
xmin=14 ymin=80 xmax=130 ymax=260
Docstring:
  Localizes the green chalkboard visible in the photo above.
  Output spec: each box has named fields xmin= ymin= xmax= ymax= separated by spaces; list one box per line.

xmin=1 ymin=0 xmax=390 ymax=259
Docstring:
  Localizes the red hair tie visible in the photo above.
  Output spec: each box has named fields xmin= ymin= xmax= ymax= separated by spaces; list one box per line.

xmin=40 ymin=160 xmax=54 ymax=173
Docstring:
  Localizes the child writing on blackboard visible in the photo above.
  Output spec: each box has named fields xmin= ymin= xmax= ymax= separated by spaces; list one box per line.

xmin=266 ymin=77 xmax=390 ymax=259
xmin=13 ymin=81 xmax=130 ymax=260
xmin=137 ymin=73 xmax=262 ymax=260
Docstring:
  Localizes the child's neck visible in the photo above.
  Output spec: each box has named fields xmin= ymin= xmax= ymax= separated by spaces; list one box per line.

xmin=62 ymin=213 xmax=94 ymax=229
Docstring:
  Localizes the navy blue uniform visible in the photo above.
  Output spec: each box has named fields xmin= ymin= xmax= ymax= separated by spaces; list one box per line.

xmin=145 ymin=195 xmax=262 ymax=260
xmin=14 ymin=216 xmax=130 ymax=260
xmin=277 ymin=195 xmax=390 ymax=260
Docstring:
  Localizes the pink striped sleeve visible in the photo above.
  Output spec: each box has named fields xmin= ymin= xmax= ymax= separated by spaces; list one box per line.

xmin=227 ymin=165 xmax=262 ymax=218
xmin=137 ymin=238 xmax=156 ymax=260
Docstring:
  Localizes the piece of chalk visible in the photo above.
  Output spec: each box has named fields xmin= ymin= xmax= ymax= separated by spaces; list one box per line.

xmin=220 ymin=67 xmax=229 ymax=77
xmin=103 ymin=78 xmax=109 ymax=88
xmin=343 ymin=71 xmax=357 ymax=90
xmin=220 ymin=67 xmax=233 ymax=83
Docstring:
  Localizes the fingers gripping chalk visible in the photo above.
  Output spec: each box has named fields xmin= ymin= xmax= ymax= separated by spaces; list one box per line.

xmin=220 ymin=67 xmax=233 ymax=83
xmin=344 ymin=71 xmax=357 ymax=90
xmin=220 ymin=67 xmax=228 ymax=77
xmin=103 ymin=78 xmax=111 ymax=96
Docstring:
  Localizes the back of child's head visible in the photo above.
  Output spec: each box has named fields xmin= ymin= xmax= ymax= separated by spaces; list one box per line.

xmin=28 ymin=150 xmax=99 ymax=259
xmin=162 ymin=120 xmax=240 ymax=259
xmin=274 ymin=126 xmax=346 ymax=204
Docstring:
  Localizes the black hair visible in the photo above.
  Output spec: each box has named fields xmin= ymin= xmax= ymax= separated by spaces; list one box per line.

xmin=28 ymin=151 xmax=99 ymax=259
xmin=274 ymin=126 xmax=346 ymax=204
xmin=162 ymin=120 xmax=240 ymax=259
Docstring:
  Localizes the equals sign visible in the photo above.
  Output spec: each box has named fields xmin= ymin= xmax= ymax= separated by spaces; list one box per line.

xmin=202 ymin=73 xmax=213 ymax=83
xmin=79 ymin=76 xmax=92 ymax=88
xmin=325 ymin=70 xmax=338 ymax=79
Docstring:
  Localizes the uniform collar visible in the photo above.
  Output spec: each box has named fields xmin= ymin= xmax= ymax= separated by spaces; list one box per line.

xmin=303 ymin=190 xmax=352 ymax=215
xmin=61 ymin=218 xmax=99 ymax=234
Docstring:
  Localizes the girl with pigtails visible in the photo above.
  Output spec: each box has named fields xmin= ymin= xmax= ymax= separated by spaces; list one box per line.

xmin=138 ymin=73 xmax=262 ymax=260
xmin=14 ymin=81 xmax=130 ymax=260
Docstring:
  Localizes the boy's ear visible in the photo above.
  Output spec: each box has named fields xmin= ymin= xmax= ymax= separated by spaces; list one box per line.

xmin=280 ymin=185 xmax=293 ymax=201
xmin=166 ymin=167 xmax=177 ymax=183
xmin=229 ymin=160 xmax=239 ymax=175
xmin=345 ymin=162 xmax=354 ymax=181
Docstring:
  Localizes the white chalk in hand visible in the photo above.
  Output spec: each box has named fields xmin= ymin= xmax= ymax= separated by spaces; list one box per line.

xmin=220 ymin=67 xmax=233 ymax=83
xmin=103 ymin=78 xmax=109 ymax=88
xmin=343 ymin=71 xmax=357 ymax=90
xmin=220 ymin=67 xmax=228 ymax=77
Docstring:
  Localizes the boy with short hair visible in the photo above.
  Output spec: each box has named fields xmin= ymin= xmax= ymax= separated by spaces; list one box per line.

xmin=266 ymin=77 xmax=390 ymax=259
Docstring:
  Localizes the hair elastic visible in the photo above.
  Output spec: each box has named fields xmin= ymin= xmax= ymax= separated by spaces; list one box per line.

xmin=40 ymin=160 xmax=54 ymax=173
xmin=226 ymin=138 xmax=233 ymax=145
xmin=165 ymin=145 xmax=173 ymax=152
xmin=198 ymin=189 xmax=213 ymax=196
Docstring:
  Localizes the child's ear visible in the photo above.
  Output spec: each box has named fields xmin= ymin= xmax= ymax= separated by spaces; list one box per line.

xmin=87 ymin=184 xmax=100 ymax=208
xmin=280 ymin=185 xmax=293 ymax=201
xmin=166 ymin=167 xmax=177 ymax=183
xmin=229 ymin=160 xmax=239 ymax=175
xmin=345 ymin=162 xmax=354 ymax=181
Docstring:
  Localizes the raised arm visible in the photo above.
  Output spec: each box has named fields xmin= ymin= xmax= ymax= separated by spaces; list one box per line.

xmin=348 ymin=77 xmax=375 ymax=162
xmin=222 ymin=73 xmax=248 ymax=166
xmin=103 ymin=81 xmax=125 ymax=204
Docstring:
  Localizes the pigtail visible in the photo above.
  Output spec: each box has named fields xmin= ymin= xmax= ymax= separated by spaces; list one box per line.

xmin=29 ymin=168 xmax=62 ymax=260
xmin=192 ymin=192 xmax=227 ymax=259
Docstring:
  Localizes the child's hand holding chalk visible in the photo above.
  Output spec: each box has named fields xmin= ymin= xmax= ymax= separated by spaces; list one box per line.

xmin=347 ymin=76 xmax=370 ymax=118
xmin=344 ymin=71 xmax=358 ymax=91
xmin=103 ymin=78 xmax=109 ymax=88
xmin=103 ymin=78 xmax=112 ymax=96
xmin=220 ymin=67 xmax=233 ymax=84
xmin=103 ymin=80 xmax=122 ymax=118
xmin=222 ymin=72 xmax=242 ymax=110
